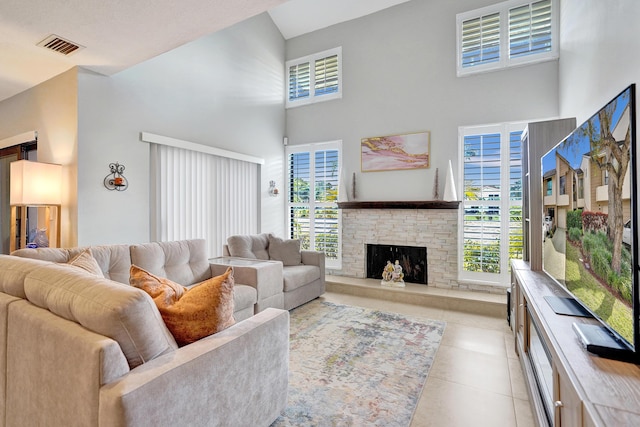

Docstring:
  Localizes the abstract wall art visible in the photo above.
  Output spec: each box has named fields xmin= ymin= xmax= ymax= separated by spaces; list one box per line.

xmin=361 ymin=131 xmax=430 ymax=172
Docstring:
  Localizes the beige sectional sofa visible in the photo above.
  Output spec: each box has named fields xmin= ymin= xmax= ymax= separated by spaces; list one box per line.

xmin=219 ymin=233 xmax=326 ymax=310
xmin=1 ymin=239 xmax=289 ymax=427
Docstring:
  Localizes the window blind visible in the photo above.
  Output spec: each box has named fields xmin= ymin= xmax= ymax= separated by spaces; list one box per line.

xmin=150 ymin=143 xmax=258 ymax=258
xmin=286 ymin=141 xmax=342 ymax=269
xmin=288 ymin=62 xmax=310 ymax=101
xmin=457 ymin=0 xmax=556 ymax=76
xmin=286 ymin=47 xmax=342 ymax=108
xmin=459 ymin=124 xmax=524 ymax=285
xmin=509 ymin=0 xmax=552 ymax=58
xmin=314 ymin=55 xmax=339 ymax=96
xmin=461 ymin=12 xmax=500 ymax=68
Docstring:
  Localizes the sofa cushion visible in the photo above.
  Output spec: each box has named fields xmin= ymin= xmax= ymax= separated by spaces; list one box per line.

xmin=282 ymin=265 xmax=321 ymax=292
xmin=130 ymin=265 xmax=236 ymax=346
xmin=65 ymin=248 xmax=104 ymax=277
xmin=227 ymin=234 xmax=270 ymax=260
xmin=130 ymin=239 xmax=211 ymax=287
xmin=23 ymin=263 xmax=177 ymax=368
xmin=268 ymin=235 xmax=302 ymax=266
xmin=11 ymin=245 xmax=132 ymax=284
xmin=0 ymin=255 xmax=51 ymax=299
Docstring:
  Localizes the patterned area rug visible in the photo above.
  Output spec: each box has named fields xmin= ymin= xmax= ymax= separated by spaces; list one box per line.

xmin=271 ymin=301 xmax=446 ymax=427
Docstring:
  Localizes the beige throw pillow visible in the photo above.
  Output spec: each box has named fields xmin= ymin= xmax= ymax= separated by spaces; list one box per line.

xmin=65 ymin=248 xmax=105 ymax=277
xmin=130 ymin=265 xmax=236 ymax=346
xmin=268 ymin=234 xmax=302 ymax=266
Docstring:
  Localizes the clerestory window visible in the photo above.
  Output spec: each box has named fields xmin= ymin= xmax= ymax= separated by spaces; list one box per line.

xmin=286 ymin=47 xmax=342 ymax=108
xmin=457 ymin=0 xmax=557 ymax=76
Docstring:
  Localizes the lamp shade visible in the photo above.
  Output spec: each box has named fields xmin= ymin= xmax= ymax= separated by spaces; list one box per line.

xmin=10 ymin=160 xmax=62 ymax=205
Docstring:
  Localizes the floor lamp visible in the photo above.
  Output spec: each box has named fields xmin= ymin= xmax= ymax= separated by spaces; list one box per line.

xmin=9 ymin=160 xmax=62 ymax=252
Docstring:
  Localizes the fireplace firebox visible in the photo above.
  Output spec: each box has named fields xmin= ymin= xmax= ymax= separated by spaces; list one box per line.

xmin=366 ymin=244 xmax=427 ymax=285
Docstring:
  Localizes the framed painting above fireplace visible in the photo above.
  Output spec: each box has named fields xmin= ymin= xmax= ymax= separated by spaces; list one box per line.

xmin=361 ymin=131 xmax=430 ymax=172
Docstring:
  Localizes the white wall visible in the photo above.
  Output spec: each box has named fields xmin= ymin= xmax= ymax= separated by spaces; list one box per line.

xmin=284 ymin=0 xmax=560 ymax=202
xmin=558 ymin=0 xmax=640 ymax=124
xmin=76 ymin=12 xmax=286 ymax=245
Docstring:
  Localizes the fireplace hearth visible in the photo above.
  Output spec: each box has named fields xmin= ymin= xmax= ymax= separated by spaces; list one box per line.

xmin=366 ymin=244 xmax=428 ymax=285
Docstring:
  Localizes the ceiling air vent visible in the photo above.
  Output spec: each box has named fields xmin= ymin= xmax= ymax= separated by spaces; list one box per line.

xmin=37 ymin=35 xmax=84 ymax=56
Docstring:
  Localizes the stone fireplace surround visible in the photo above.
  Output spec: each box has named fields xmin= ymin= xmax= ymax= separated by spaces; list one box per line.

xmin=328 ymin=201 xmax=505 ymax=296
xmin=330 ymin=201 xmax=460 ymax=289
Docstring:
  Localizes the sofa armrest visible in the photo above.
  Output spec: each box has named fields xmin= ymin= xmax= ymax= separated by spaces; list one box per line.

xmin=99 ymin=308 xmax=289 ymax=427
xmin=210 ymin=259 xmax=283 ymax=301
xmin=301 ymin=250 xmax=325 ymax=269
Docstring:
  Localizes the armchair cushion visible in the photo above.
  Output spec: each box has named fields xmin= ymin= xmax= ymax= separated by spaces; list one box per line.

xmin=227 ymin=233 xmax=270 ymax=260
xmin=282 ymin=265 xmax=321 ymax=292
xmin=268 ymin=235 xmax=302 ymax=266
xmin=130 ymin=265 xmax=236 ymax=346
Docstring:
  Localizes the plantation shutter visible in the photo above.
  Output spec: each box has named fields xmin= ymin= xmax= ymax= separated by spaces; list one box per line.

xmin=287 ymin=141 xmax=342 ymax=269
xmin=461 ymin=12 xmax=500 ymax=68
xmin=314 ymin=54 xmax=339 ymax=96
xmin=459 ymin=124 xmax=525 ymax=286
xmin=289 ymin=151 xmax=311 ymax=243
xmin=288 ymin=62 xmax=310 ymax=101
xmin=462 ymin=133 xmax=502 ymax=274
xmin=509 ymin=131 xmax=524 ymax=261
xmin=313 ymin=150 xmax=340 ymax=260
xmin=509 ymin=0 xmax=552 ymax=58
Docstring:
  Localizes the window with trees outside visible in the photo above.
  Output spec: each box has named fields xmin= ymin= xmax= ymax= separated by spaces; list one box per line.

xmin=286 ymin=141 xmax=342 ymax=269
xmin=459 ymin=123 xmax=524 ymax=286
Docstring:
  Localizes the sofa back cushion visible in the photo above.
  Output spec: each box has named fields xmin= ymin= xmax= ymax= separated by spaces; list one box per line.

xmin=11 ymin=244 xmax=132 ymax=284
xmin=130 ymin=239 xmax=211 ymax=287
xmin=0 ymin=255 xmax=51 ymax=298
xmin=267 ymin=235 xmax=302 ymax=266
xmin=23 ymin=263 xmax=177 ymax=368
xmin=226 ymin=233 xmax=270 ymax=260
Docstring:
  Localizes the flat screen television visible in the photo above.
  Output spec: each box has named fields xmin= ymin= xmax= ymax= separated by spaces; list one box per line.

xmin=541 ymin=84 xmax=639 ymax=362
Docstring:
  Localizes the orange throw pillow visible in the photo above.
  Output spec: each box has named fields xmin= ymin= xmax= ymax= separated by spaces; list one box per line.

xmin=130 ymin=265 xmax=236 ymax=346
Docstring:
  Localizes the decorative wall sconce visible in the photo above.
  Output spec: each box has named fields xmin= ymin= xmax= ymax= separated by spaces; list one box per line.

xmin=268 ymin=180 xmax=279 ymax=197
xmin=104 ymin=162 xmax=128 ymax=191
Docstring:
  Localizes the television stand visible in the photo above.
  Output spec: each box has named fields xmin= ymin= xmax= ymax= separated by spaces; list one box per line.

xmin=510 ymin=259 xmax=640 ymax=426
xmin=572 ymin=322 xmax=637 ymax=363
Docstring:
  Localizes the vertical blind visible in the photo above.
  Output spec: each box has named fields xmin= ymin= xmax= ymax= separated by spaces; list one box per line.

xmin=150 ymin=143 xmax=258 ymax=258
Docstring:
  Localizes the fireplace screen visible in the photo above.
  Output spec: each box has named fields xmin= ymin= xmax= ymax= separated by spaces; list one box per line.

xmin=366 ymin=244 xmax=428 ymax=285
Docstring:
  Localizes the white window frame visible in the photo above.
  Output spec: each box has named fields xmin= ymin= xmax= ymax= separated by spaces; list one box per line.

xmin=458 ymin=122 xmax=525 ymax=287
xmin=285 ymin=140 xmax=343 ymax=269
xmin=286 ymin=47 xmax=342 ymax=108
xmin=456 ymin=0 xmax=558 ymax=77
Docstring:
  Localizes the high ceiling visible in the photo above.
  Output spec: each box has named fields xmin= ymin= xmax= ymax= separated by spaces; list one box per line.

xmin=0 ymin=0 xmax=410 ymax=103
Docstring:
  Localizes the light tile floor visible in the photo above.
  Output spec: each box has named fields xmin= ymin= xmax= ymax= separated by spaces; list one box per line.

xmin=320 ymin=290 xmax=536 ymax=427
